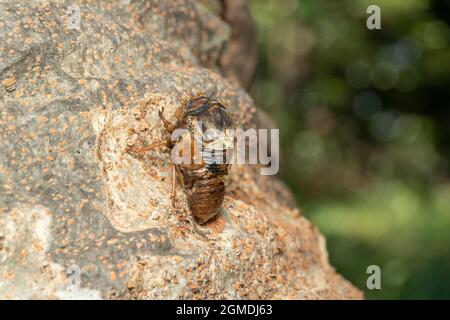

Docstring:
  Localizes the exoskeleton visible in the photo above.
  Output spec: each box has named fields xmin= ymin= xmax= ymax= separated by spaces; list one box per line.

xmin=131 ymin=91 xmax=235 ymax=224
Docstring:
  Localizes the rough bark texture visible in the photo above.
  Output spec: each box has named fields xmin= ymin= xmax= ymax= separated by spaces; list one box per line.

xmin=0 ymin=0 xmax=362 ymax=299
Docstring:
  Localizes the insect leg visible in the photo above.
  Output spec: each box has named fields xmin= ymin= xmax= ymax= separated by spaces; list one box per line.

xmin=158 ymin=107 xmax=174 ymax=134
xmin=127 ymin=140 xmax=170 ymax=155
xmin=171 ymin=164 xmax=177 ymax=208
xmin=184 ymin=89 xmax=194 ymax=98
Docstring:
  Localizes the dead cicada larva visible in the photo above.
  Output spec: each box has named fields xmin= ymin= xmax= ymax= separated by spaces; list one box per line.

xmin=130 ymin=91 xmax=235 ymax=224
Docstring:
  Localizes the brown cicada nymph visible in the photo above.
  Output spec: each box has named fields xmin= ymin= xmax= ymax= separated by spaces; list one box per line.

xmin=130 ymin=91 xmax=235 ymax=224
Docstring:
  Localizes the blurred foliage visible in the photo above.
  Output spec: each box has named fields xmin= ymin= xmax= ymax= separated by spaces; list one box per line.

xmin=250 ymin=0 xmax=450 ymax=299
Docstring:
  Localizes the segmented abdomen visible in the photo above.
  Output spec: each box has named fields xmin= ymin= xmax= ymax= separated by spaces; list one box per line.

xmin=185 ymin=174 xmax=225 ymax=224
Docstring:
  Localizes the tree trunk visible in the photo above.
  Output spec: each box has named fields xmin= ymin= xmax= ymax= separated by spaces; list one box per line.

xmin=0 ymin=0 xmax=361 ymax=299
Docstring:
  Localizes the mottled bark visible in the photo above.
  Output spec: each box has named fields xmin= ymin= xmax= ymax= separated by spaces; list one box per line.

xmin=0 ymin=0 xmax=361 ymax=299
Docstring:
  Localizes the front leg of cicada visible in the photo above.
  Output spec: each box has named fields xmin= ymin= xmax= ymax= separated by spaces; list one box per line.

xmin=158 ymin=107 xmax=175 ymax=135
xmin=128 ymin=107 xmax=176 ymax=156
xmin=157 ymin=108 xmax=179 ymax=209
xmin=127 ymin=140 xmax=171 ymax=155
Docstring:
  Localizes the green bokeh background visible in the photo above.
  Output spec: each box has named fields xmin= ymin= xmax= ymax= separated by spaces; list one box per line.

xmin=250 ymin=0 xmax=450 ymax=299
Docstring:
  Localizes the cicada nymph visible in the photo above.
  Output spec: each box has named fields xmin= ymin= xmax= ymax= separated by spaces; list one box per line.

xmin=130 ymin=91 xmax=235 ymax=224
